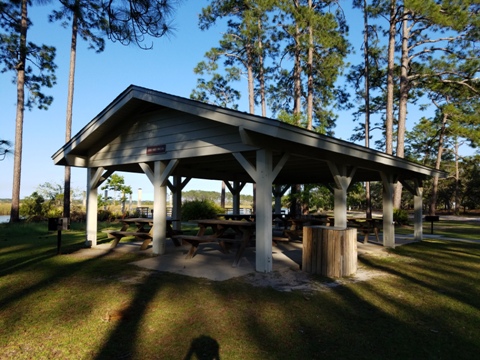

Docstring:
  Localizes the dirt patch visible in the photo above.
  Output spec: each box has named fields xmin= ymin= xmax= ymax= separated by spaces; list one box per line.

xmin=239 ymin=261 xmax=389 ymax=292
xmin=68 ymin=241 xmax=396 ymax=292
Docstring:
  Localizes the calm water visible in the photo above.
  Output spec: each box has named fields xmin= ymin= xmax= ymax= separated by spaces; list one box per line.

xmin=0 ymin=215 xmax=10 ymax=223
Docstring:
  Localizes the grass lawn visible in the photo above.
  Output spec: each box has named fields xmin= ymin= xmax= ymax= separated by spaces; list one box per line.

xmin=397 ymin=218 xmax=480 ymax=241
xmin=0 ymin=220 xmax=479 ymax=359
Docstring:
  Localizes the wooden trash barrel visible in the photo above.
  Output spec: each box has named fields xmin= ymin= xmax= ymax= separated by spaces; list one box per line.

xmin=302 ymin=226 xmax=357 ymax=277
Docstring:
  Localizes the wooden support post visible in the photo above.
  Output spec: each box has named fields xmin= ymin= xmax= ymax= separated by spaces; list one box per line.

xmin=224 ymin=181 xmax=246 ymax=214
xmin=334 ymin=187 xmax=347 ymax=228
xmin=86 ymin=167 xmax=103 ymax=247
xmin=170 ymin=176 xmax=190 ymax=232
xmin=142 ymin=160 xmax=179 ymax=254
xmin=381 ymin=172 xmax=396 ymax=248
xmin=328 ymin=162 xmax=356 ymax=229
xmin=153 ymin=161 xmax=167 ymax=255
xmin=414 ymin=185 xmax=423 ymax=241
xmin=401 ymin=179 xmax=424 ymax=242
xmin=255 ymin=149 xmax=273 ymax=273
xmin=234 ymin=150 xmax=287 ymax=273
xmin=273 ymin=184 xmax=289 ymax=214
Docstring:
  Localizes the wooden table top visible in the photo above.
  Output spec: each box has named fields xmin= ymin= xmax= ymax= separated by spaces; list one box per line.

xmin=218 ymin=214 xmax=256 ymax=221
xmin=122 ymin=217 xmax=175 ymax=223
xmin=195 ymin=219 xmax=256 ymax=227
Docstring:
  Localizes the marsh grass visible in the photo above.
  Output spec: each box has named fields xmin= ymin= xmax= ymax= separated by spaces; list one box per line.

xmin=0 ymin=203 xmax=10 ymax=216
xmin=0 ymin=221 xmax=479 ymax=359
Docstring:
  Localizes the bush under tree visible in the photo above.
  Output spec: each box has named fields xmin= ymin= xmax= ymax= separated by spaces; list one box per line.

xmin=181 ymin=200 xmax=223 ymax=222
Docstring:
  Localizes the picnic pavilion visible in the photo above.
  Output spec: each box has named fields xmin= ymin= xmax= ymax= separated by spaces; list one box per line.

xmin=52 ymin=85 xmax=443 ymax=273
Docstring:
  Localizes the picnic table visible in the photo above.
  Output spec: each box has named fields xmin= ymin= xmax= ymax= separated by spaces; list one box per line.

xmin=173 ymin=219 xmax=256 ymax=267
xmin=347 ymin=218 xmax=382 ymax=243
xmin=107 ymin=217 xmax=181 ymax=249
xmin=283 ymin=217 xmax=331 ymax=240
xmin=218 ymin=213 xmax=256 ymax=221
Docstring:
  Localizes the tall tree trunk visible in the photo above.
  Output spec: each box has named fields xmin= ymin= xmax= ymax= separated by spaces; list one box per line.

xmin=247 ymin=43 xmax=255 ymax=114
xmin=385 ymin=0 xmax=396 ymax=155
xmin=302 ymin=1 xmax=314 ymax=215
xmin=306 ymin=0 xmax=314 ymax=130
xmin=293 ymin=17 xmax=302 ymax=123
xmin=221 ymin=181 xmax=226 ymax=209
xmin=63 ymin=7 xmax=79 ymax=218
xmin=257 ymin=19 xmax=267 ymax=117
xmin=430 ymin=112 xmax=448 ymax=215
xmin=454 ymin=139 xmax=460 ymax=215
xmin=245 ymin=43 xmax=256 ymax=208
xmin=393 ymin=9 xmax=410 ymax=209
xmin=291 ymin=2 xmax=302 ymax=214
xmin=10 ymin=0 xmax=28 ymax=223
xmin=289 ymin=184 xmax=301 ymax=218
xmin=363 ymin=0 xmax=372 ymax=219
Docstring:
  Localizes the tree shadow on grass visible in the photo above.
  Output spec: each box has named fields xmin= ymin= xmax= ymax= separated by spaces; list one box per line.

xmin=92 ymin=270 xmax=163 ymax=359
xmin=91 ymin=271 xmax=224 ymax=360
xmin=371 ymin=241 xmax=480 ymax=305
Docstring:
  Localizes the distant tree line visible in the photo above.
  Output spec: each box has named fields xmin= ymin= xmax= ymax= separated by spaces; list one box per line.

xmin=182 ymin=189 xmax=254 ymax=207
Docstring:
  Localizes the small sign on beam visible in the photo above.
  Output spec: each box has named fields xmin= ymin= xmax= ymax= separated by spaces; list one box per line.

xmin=147 ymin=144 xmax=166 ymax=155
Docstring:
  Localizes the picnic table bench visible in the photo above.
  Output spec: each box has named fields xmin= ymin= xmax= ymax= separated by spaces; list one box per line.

xmin=283 ymin=217 xmax=330 ymax=241
xmin=106 ymin=217 xmax=182 ymax=249
xmin=174 ymin=219 xmax=256 ymax=267
xmin=172 ymin=234 xmax=244 ymax=259
xmin=106 ymin=230 xmax=153 ymax=250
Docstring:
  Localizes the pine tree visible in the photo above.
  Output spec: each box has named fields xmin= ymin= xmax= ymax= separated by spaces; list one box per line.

xmin=0 ymin=0 xmax=57 ymax=222
xmin=393 ymin=0 xmax=480 ymax=208
xmin=196 ymin=0 xmax=275 ymax=115
xmin=50 ymin=0 xmax=179 ymax=218
xmin=270 ymin=0 xmax=349 ymax=134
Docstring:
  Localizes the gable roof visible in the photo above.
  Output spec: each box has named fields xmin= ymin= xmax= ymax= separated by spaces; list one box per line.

xmin=52 ymin=85 xmax=443 ymax=185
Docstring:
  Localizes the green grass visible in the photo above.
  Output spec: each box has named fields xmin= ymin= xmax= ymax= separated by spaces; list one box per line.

xmin=397 ymin=218 xmax=480 ymax=241
xmin=0 ymin=220 xmax=479 ymax=359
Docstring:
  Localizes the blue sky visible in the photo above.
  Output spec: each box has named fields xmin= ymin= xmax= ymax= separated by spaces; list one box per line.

xmin=1 ymin=0 xmax=234 ymax=200
xmin=0 ymin=1 xmax=473 ymax=201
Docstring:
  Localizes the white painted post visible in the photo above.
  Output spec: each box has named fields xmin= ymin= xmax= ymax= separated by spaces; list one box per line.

xmin=137 ymin=188 xmax=142 ymax=207
xmin=414 ymin=186 xmax=423 ymax=241
xmin=334 ymin=187 xmax=348 ymax=228
xmin=328 ymin=163 xmax=355 ymax=229
xmin=153 ymin=161 xmax=167 ymax=255
xmin=255 ymin=149 xmax=273 ymax=273
xmin=86 ymin=168 xmax=98 ymax=247
xmin=104 ymin=190 xmax=108 ymax=210
xmin=381 ymin=172 xmax=395 ymax=248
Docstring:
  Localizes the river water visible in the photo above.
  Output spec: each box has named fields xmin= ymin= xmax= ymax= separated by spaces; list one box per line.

xmin=0 ymin=215 xmax=10 ymax=223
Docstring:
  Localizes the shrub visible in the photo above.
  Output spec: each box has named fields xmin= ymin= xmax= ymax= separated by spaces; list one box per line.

xmin=181 ymin=200 xmax=223 ymax=221
xmin=393 ymin=208 xmax=409 ymax=225
xmin=70 ymin=203 xmax=86 ymax=222
xmin=19 ymin=191 xmax=60 ymax=221
xmin=97 ymin=209 xmax=113 ymax=222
